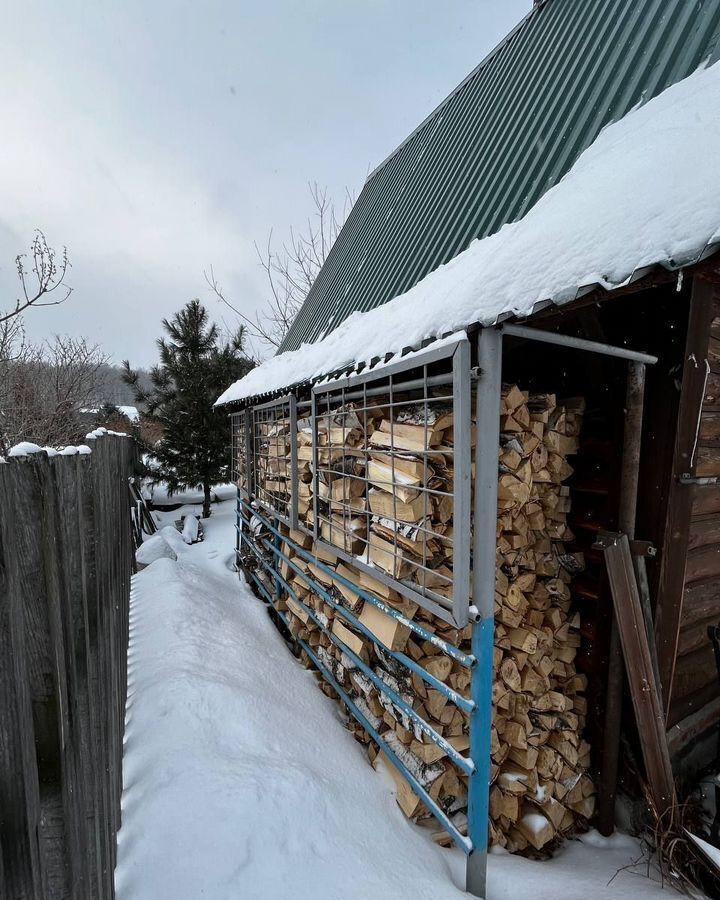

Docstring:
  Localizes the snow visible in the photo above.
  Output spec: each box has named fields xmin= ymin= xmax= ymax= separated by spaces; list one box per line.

xmin=217 ymin=61 xmax=720 ymax=407
xmin=181 ymin=514 xmax=199 ymax=544
xmin=156 ymin=524 xmax=191 ymax=558
xmin=135 ymin=533 xmax=177 ymax=567
xmin=687 ymin=831 xmax=720 ymax=873
xmin=4 ymin=441 xmax=96 ymax=459
xmin=144 ymin=480 xmax=237 ymax=507
xmin=117 ymin=405 xmax=140 ymax=423
xmin=8 ymin=441 xmax=44 ymax=456
xmin=117 ymin=492 xmax=671 ymax=900
xmin=86 ymin=427 xmax=128 ymax=440
xmin=520 ymin=811 xmax=550 ymax=838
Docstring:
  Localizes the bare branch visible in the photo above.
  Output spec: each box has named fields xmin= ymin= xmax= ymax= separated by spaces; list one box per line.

xmin=206 ymin=182 xmax=353 ymax=353
xmin=0 ymin=331 xmax=108 ymax=453
xmin=2 ymin=231 xmax=72 ymax=326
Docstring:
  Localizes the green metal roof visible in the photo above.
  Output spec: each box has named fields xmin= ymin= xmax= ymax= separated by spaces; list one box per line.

xmin=279 ymin=0 xmax=720 ymax=353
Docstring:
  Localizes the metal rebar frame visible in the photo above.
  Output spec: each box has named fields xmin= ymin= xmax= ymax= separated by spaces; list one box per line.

xmin=235 ymin=498 xmax=474 ymax=853
xmin=230 ymin=409 xmax=251 ymax=498
xmin=247 ymin=394 xmax=298 ymax=527
xmin=231 ymin=322 xmax=658 ymax=900
xmin=311 ymin=337 xmax=471 ymax=627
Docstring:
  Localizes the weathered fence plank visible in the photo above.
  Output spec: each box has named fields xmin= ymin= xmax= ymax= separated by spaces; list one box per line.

xmin=0 ymin=462 xmax=44 ymax=899
xmin=0 ymin=435 xmax=135 ymax=899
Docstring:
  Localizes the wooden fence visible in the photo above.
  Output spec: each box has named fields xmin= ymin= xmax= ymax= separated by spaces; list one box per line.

xmin=0 ymin=434 xmax=136 ymax=899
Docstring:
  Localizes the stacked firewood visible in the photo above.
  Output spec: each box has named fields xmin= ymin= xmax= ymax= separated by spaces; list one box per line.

xmin=271 ymin=384 xmax=595 ymax=853
xmin=298 ymin=397 xmax=455 ymax=601
xmin=491 ymin=386 xmax=595 ymax=851
xmin=256 ymin=417 xmax=293 ymax=512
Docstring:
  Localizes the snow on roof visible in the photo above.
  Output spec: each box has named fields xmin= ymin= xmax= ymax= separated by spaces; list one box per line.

xmin=216 ymin=61 xmax=720 ymax=407
xmin=118 ymin=405 xmax=140 ymax=422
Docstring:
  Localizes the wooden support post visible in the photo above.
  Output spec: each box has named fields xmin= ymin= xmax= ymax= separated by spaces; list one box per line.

xmin=595 ymin=533 xmax=676 ymax=818
xmin=598 ymin=361 xmax=646 ymax=835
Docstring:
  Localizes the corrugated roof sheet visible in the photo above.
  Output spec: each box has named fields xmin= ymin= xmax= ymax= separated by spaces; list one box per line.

xmin=217 ymin=57 xmax=720 ymax=407
xmin=279 ymin=0 xmax=720 ymax=353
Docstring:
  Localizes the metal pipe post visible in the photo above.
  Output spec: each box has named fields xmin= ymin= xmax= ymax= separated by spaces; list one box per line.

xmin=466 ymin=327 xmax=502 ymax=898
xmin=502 ymin=323 xmax=658 ymax=365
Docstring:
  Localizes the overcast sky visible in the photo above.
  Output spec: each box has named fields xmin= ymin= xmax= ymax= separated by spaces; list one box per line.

xmin=0 ymin=0 xmax=529 ymax=366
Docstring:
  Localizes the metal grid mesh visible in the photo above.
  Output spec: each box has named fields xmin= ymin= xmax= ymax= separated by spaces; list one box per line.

xmin=308 ymin=344 xmax=469 ymax=619
xmin=230 ymin=410 xmax=250 ymax=494
xmin=294 ymin=402 xmax=314 ymax=532
xmin=251 ymin=398 xmax=294 ymax=521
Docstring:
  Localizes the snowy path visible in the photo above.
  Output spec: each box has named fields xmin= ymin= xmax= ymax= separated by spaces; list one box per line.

xmin=116 ymin=495 xmax=670 ymax=899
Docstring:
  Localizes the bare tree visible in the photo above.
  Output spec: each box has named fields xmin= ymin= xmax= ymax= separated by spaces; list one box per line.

xmin=0 ymin=334 xmax=108 ymax=453
xmin=206 ymin=182 xmax=352 ymax=353
xmin=2 ymin=231 xmax=72 ymax=325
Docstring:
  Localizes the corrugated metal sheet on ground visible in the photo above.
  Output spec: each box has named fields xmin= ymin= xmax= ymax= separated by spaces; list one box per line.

xmin=280 ymin=0 xmax=720 ymax=353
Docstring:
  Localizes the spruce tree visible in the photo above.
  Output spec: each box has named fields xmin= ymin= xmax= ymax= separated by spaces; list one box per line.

xmin=123 ymin=300 xmax=253 ymax=518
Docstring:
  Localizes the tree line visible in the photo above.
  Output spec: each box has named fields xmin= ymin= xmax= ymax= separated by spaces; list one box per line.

xmin=3 ymin=184 xmax=347 ymax=510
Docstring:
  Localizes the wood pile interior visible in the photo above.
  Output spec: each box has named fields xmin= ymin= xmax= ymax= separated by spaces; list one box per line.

xmin=236 ymin=350 xmax=600 ymax=854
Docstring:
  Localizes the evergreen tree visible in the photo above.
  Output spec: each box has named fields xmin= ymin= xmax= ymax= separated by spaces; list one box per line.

xmin=123 ymin=300 xmax=253 ymax=518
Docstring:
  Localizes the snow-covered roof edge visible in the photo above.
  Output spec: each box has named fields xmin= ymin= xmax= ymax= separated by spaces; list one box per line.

xmin=217 ymin=61 xmax=720 ymax=407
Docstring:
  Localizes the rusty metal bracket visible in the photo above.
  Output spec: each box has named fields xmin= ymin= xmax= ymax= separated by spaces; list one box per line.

xmin=679 ymin=473 xmax=720 ymax=485
xmin=595 ymin=535 xmax=655 ymax=557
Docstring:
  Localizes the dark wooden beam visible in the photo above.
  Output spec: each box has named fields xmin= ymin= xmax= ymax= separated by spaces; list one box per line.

xmin=529 ymin=259 xmax=720 ymax=325
xmin=667 ymin=695 xmax=720 ymax=758
xmin=596 ymin=533 xmax=676 ymax=817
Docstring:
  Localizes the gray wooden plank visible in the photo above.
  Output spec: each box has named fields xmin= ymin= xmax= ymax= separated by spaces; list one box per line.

xmin=0 ymin=460 xmax=44 ymax=898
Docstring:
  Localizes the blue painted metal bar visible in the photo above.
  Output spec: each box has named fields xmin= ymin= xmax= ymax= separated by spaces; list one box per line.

xmin=236 ymin=496 xmax=475 ymax=668
xmin=294 ymin=633 xmax=472 ymax=853
xmin=238 ymin=530 xmax=473 ymax=852
xmin=466 ymin=327 xmax=503 ymax=899
xmin=240 ymin=528 xmax=474 ymax=775
xmin=273 ymin=519 xmax=283 ymax=603
xmin=247 ymin=568 xmax=274 ymax=606
xmin=235 ymin=493 xmax=242 ymax=567
xmin=260 ymin=534 xmax=475 ymax=715
xmin=267 ymin=558 xmax=474 ymax=777
xmin=237 ymin=521 xmax=474 ymax=712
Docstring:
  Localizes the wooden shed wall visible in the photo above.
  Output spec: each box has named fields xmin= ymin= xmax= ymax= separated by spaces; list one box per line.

xmin=654 ymin=278 xmax=720 ymax=732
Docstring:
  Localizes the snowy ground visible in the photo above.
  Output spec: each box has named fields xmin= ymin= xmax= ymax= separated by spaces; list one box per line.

xmin=116 ymin=492 xmax=673 ymax=899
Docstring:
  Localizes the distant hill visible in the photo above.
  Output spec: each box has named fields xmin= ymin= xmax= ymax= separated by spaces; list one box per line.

xmin=90 ymin=364 xmax=153 ymax=411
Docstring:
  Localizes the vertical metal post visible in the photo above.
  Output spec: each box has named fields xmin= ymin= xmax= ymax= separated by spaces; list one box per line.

xmin=274 ymin=517 xmax=283 ymax=603
xmin=467 ymin=327 xmax=502 ymax=898
xmin=311 ymin=391 xmax=319 ymax=542
xmin=235 ymin=491 xmax=241 ymax=570
xmin=289 ymin=395 xmax=299 ymax=529
xmin=598 ymin=361 xmax=647 ymax=835
xmin=452 ymin=338 xmax=473 ymax=628
xmin=245 ymin=407 xmax=255 ymax=498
